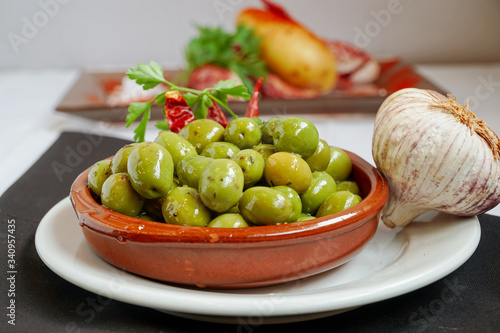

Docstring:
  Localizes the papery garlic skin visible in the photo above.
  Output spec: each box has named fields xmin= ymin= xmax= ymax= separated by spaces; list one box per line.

xmin=372 ymin=88 xmax=500 ymax=228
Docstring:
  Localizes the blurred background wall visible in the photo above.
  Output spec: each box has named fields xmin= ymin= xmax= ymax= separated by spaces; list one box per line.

xmin=2 ymin=0 xmax=500 ymax=70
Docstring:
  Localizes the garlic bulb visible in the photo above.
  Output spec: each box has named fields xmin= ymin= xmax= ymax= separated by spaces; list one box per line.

xmin=372 ymin=88 xmax=500 ymax=228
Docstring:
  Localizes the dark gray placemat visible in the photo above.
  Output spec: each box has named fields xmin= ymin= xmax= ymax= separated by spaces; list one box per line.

xmin=0 ymin=131 xmax=498 ymax=333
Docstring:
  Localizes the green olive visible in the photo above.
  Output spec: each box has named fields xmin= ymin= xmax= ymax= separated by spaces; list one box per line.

xmin=296 ymin=213 xmax=316 ymax=222
xmin=264 ymin=152 xmax=312 ymax=194
xmin=305 ymin=139 xmax=330 ymax=172
xmin=325 ymin=147 xmax=352 ymax=182
xmin=211 ymin=204 xmax=240 ymax=217
xmin=201 ymin=142 xmax=240 ymax=159
xmin=239 ymin=187 xmax=293 ymax=225
xmin=154 ymin=131 xmax=197 ymax=172
xmin=224 ymin=117 xmax=261 ymax=149
xmin=260 ymin=117 xmax=282 ymax=144
xmin=207 ymin=214 xmax=249 ymax=228
xmin=316 ymin=191 xmax=362 ymax=217
xmin=198 ymin=159 xmax=244 ymax=212
xmin=137 ymin=214 xmax=155 ymax=221
xmin=88 ymin=159 xmax=112 ymax=196
xmin=127 ymin=142 xmax=174 ymax=199
xmin=110 ymin=143 xmax=138 ymax=174
xmin=336 ymin=180 xmax=361 ymax=195
xmin=252 ymin=143 xmax=277 ymax=162
xmin=225 ymin=205 xmax=240 ymax=214
xmin=177 ymin=155 xmax=212 ymax=189
xmin=178 ymin=119 xmax=225 ymax=153
xmin=101 ymin=173 xmax=144 ymax=217
xmin=300 ymin=171 xmax=337 ymax=215
xmin=273 ymin=186 xmax=302 ymax=222
xmin=231 ymin=149 xmax=265 ymax=188
xmin=162 ymin=186 xmax=211 ymax=227
xmin=273 ymin=117 xmax=319 ymax=158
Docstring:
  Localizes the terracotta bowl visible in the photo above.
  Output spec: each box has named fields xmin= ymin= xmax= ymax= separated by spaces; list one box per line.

xmin=70 ymin=151 xmax=388 ymax=289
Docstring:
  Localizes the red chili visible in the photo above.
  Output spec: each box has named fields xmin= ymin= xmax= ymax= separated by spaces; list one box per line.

xmin=207 ymin=100 xmax=228 ymax=127
xmin=163 ymin=91 xmax=195 ymax=133
xmin=262 ymin=0 xmax=293 ymax=21
xmin=245 ymin=77 xmax=264 ymax=118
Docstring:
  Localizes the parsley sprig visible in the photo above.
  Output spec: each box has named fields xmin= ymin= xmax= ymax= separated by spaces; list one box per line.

xmin=185 ymin=25 xmax=267 ymax=93
xmin=125 ymin=61 xmax=251 ymax=143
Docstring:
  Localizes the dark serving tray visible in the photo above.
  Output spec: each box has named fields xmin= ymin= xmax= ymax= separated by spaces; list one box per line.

xmin=55 ymin=59 xmax=446 ymax=122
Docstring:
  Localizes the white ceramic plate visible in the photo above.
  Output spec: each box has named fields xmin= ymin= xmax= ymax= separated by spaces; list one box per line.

xmin=35 ymin=197 xmax=480 ymax=324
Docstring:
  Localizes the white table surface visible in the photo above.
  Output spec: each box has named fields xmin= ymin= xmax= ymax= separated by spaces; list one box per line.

xmin=1 ymin=63 xmax=500 ymax=217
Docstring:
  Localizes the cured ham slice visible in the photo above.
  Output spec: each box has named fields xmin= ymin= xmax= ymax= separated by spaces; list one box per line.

xmin=187 ymin=65 xmax=322 ymax=99
xmin=187 ymin=64 xmax=241 ymax=91
xmin=261 ymin=73 xmax=323 ymax=99
xmin=326 ymin=41 xmax=380 ymax=86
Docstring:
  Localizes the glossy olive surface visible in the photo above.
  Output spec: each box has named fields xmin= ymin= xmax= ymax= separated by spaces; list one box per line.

xmin=110 ymin=143 xmax=138 ymax=174
xmin=127 ymin=142 xmax=174 ymax=199
xmin=154 ymin=131 xmax=197 ymax=172
xmin=87 ymin=159 xmax=112 ymax=196
xmin=178 ymin=119 xmax=225 ymax=153
xmin=207 ymin=213 xmax=250 ymax=228
xmin=201 ymin=142 xmax=240 ymax=159
xmin=272 ymin=117 xmax=319 ymax=158
xmin=264 ymin=152 xmax=312 ymax=194
xmin=162 ymin=186 xmax=211 ymax=227
xmin=224 ymin=117 xmax=262 ymax=149
xmin=177 ymin=155 xmax=212 ymax=189
xmin=100 ymin=173 xmax=144 ymax=217
xmin=239 ymin=186 xmax=293 ymax=225
xmin=300 ymin=171 xmax=337 ymax=215
xmin=198 ymin=159 xmax=244 ymax=213
xmin=305 ymin=139 xmax=331 ymax=172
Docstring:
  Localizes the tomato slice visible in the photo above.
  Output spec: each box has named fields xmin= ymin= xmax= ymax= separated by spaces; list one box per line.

xmin=245 ymin=77 xmax=264 ymax=118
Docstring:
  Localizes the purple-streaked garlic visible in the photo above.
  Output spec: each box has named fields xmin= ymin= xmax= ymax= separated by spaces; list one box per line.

xmin=372 ymin=88 xmax=500 ymax=228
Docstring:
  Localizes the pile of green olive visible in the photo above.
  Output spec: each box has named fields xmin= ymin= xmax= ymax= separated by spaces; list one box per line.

xmin=87 ymin=116 xmax=363 ymax=227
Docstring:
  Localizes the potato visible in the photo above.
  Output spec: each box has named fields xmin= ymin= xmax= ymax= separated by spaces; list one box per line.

xmin=237 ymin=9 xmax=337 ymax=92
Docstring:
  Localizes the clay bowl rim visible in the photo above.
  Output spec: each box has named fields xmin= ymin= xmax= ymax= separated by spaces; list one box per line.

xmin=70 ymin=150 xmax=388 ymax=245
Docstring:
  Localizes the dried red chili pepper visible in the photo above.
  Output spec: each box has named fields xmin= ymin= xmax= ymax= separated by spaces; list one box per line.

xmin=245 ymin=77 xmax=264 ymax=118
xmin=163 ymin=91 xmax=195 ymax=133
xmin=207 ymin=101 xmax=228 ymax=127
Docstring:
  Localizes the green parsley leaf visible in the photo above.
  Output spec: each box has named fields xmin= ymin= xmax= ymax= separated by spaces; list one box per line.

xmin=133 ymin=108 xmax=151 ymax=143
xmin=155 ymin=120 xmax=170 ymax=131
xmin=251 ymin=117 xmax=263 ymax=126
xmin=193 ymin=95 xmax=213 ymax=119
xmin=182 ymin=92 xmax=200 ymax=110
xmin=185 ymin=26 xmax=234 ymax=70
xmin=155 ymin=91 xmax=166 ymax=107
xmin=184 ymin=25 xmax=267 ymax=93
xmin=214 ymin=79 xmax=251 ymax=99
xmin=210 ymin=90 xmax=228 ymax=108
xmin=213 ymin=79 xmax=239 ymax=90
xmin=126 ymin=61 xmax=167 ymax=90
xmin=126 ymin=102 xmax=151 ymax=127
